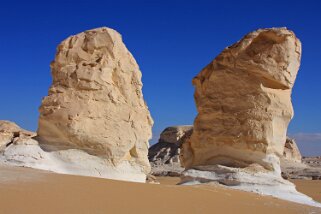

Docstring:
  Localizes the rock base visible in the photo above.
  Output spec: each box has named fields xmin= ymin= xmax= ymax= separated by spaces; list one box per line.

xmin=180 ymin=163 xmax=321 ymax=207
xmin=151 ymin=163 xmax=184 ymax=177
xmin=0 ymin=140 xmax=146 ymax=183
xmin=281 ymin=159 xmax=321 ymax=180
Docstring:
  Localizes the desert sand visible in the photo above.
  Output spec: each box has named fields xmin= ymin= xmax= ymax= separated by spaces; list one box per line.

xmin=0 ymin=165 xmax=320 ymax=214
xmin=158 ymin=176 xmax=321 ymax=204
xmin=292 ymin=179 xmax=321 ymax=203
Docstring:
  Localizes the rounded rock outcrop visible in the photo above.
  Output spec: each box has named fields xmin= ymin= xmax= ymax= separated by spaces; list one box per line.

xmin=148 ymin=126 xmax=192 ymax=176
xmin=0 ymin=120 xmax=36 ymax=151
xmin=283 ymin=137 xmax=302 ymax=163
xmin=37 ymin=27 xmax=153 ymax=175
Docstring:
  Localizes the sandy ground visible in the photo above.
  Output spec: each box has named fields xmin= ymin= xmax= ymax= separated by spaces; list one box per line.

xmin=157 ymin=176 xmax=321 ymax=204
xmin=292 ymin=179 xmax=321 ymax=203
xmin=0 ymin=165 xmax=320 ymax=214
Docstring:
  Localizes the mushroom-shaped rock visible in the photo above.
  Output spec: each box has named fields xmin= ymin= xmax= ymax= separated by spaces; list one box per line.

xmin=178 ymin=28 xmax=319 ymax=206
xmin=181 ymin=28 xmax=301 ymax=171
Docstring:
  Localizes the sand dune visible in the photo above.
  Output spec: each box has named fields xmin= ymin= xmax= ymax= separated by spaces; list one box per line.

xmin=0 ymin=165 xmax=320 ymax=214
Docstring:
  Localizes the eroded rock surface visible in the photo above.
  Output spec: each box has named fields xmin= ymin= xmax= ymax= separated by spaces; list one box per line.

xmin=282 ymin=137 xmax=302 ymax=163
xmin=181 ymin=28 xmax=301 ymax=171
xmin=0 ymin=120 xmax=36 ymax=151
xmin=282 ymin=156 xmax=321 ymax=180
xmin=0 ymin=27 xmax=153 ymax=182
xmin=149 ymin=125 xmax=313 ymax=179
xmin=178 ymin=28 xmax=321 ymax=207
xmin=303 ymin=156 xmax=321 ymax=168
xmin=149 ymin=126 xmax=192 ymax=176
xmin=37 ymin=27 xmax=153 ymax=177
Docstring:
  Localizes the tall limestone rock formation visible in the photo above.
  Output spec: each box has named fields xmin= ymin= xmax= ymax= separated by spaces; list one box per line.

xmin=37 ymin=27 xmax=153 ymax=178
xmin=181 ymin=28 xmax=301 ymax=171
xmin=179 ymin=28 xmax=318 ymax=205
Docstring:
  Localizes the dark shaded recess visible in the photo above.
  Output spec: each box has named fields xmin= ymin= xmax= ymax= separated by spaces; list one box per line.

xmin=148 ymin=142 xmax=180 ymax=164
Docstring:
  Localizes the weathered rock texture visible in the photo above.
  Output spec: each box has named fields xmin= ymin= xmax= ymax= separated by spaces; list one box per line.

xmin=36 ymin=27 xmax=153 ymax=178
xmin=281 ymin=155 xmax=321 ymax=180
xmin=178 ymin=29 xmax=320 ymax=207
xmin=149 ymin=126 xmax=192 ymax=176
xmin=282 ymin=137 xmax=302 ymax=163
xmin=149 ymin=126 xmax=193 ymax=164
xmin=0 ymin=120 xmax=36 ymax=151
xmin=149 ymin=125 xmax=307 ymax=177
xmin=303 ymin=156 xmax=321 ymax=168
xmin=181 ymin=28 xmax=301 ymax=171
xmin=158 ymin=126 xmax=193 ymax=145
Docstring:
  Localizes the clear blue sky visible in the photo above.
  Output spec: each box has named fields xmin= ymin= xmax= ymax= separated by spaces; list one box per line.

xmin=0 ymin=0 xmax=320 ymax=155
